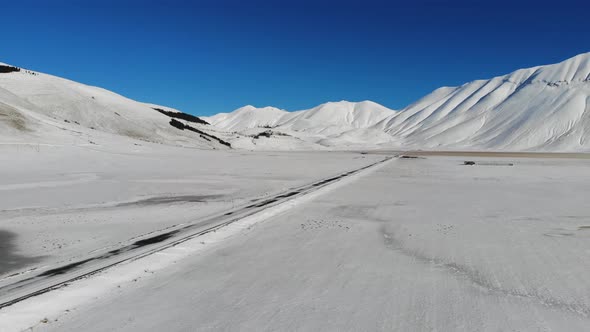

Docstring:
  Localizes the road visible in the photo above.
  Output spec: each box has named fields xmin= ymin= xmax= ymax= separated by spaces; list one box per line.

xmin=0 ymin=157 xmax=391 ymax=312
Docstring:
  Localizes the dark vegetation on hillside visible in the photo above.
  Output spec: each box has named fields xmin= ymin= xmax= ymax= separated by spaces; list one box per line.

xmin=0 ymin=65 xmax=20 ymax=73
xmin=153 ymin=107 xmax=210 ymax=125
xmin=251 ymin=130 xmax=290 ymax=139
xmin=169 ymin=119 xmax=231 ymax=148
xmin=0 ymin=104 xmax=28 ymax=131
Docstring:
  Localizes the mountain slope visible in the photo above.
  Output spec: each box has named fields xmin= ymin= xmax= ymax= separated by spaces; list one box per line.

xmin=279 ymin=101 xmax=394 ymax=135
xmin=0 ymin=64 xmax=230 ymax=149
xmin=205 ymin=105 xmax=291 ymax=131
xmin=375 ymin=52 xmax=590 ymax=151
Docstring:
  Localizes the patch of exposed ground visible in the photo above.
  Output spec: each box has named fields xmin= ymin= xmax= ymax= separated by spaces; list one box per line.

xmin=0 ymin=230 xmax=44 ymax=275
xmin=115 ymin=195 xmax=224 ymax=207
xmin=0 ymin=103 xmax=28 ymax=131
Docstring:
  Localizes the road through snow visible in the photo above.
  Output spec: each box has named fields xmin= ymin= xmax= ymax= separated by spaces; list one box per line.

xmin=0 ymin=146 xmax=382 ymax=282
xmin=4 ymin=155 xmax=590 ymax=331
xmin=0 ymin=154 xmax=392 ymax=331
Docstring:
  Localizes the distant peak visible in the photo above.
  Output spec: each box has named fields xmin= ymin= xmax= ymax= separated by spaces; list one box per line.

xmin=321 ymin=100 xmax=385 ymax=106
xmin=234 ymin=105 xmax=287 ymax=114
xmin=234 ymin=105 xmax=258 ymax=112
xmin=321 ymin=100 xmax=354 ymax=106
xmin=312 ymin=100 xmax=394 ymax=112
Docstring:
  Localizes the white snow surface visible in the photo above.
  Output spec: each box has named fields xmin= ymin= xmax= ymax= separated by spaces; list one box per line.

xmin=4 ymin=155 xmax=590 ymax=331
xmin=0 ymin=143 xmax=380 ymax=280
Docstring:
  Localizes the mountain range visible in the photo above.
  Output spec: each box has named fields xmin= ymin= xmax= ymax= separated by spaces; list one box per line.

xmin=1 ymin=52 xmax=590 ymax=151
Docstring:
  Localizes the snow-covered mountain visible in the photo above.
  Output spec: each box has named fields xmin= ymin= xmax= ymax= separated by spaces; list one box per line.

xmin=0 ymin=64 xmax=231 ymax=149
xmin=207 ymin=52 xmax=590 ymax=151
xmin=280 ymin=101 xmax=394 ymax=134
xmin=375 ymin=52 xmax=590 ymax=151
xmin=204 ymin=101 xmax=398 ymax=149
xmin=2 ymin=52 xmax=590 ymax=151
xmin=205 ymin=101 xmax=394 ymax=134
xmin=204 ymin=105 xmax=290 ymax=131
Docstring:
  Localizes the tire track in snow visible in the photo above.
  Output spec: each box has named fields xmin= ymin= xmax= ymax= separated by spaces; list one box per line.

xmin=0 ymin=156 xmax=393 ymax=310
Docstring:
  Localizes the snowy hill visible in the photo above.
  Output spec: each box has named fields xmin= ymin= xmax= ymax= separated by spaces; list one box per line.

xmin=279 ymin=101 xmax=394 ymax=134
xmin=0 ymin=64 xmax=231 ymax=149
xmin=204 ymin=101 xmax=397 ymax=149
xmin=205 ymin=101 xmax=394 ymax=134
xmin=375 ymin=52 xmax=590 ymax=151
xmin=205 ymin=105 xmax=290 ymax=131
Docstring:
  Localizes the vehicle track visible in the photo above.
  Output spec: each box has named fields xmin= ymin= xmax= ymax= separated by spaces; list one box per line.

xmin=0 ymin=156 xmax=393 ymax=309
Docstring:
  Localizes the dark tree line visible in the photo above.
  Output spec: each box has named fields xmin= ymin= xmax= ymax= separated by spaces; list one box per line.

xmin=169 ymin=119 xmax=231 ymax=147
xmin=0 ymin=65 xmax=21 ymax=73
xmin=153 ymin=107 xmax=210 ymax=125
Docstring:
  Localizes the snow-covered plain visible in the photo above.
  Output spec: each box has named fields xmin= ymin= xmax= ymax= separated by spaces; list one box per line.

xmin=4 ymin=155 xmax=590 ymax=331
xmin=0 ymin=142 xmax=381 ymax=280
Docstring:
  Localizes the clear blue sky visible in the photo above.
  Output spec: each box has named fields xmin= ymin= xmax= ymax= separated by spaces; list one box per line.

xmin=3 ymin=0 xmax=589 ymax=115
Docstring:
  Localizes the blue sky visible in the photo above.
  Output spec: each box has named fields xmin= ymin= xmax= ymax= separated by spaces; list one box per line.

xmin=2 ymin=0 xmax=589 ymax=115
